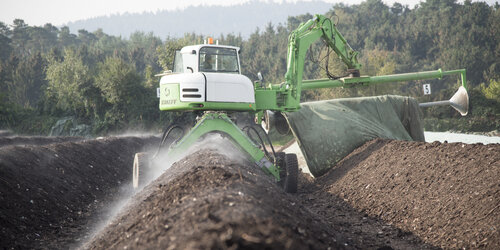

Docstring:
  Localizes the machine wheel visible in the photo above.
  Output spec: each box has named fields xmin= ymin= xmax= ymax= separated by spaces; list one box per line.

xmin=133 ymin=152 xmax=150 ymax=189
xmin=279 ymin=153 xmax=298 ymax=193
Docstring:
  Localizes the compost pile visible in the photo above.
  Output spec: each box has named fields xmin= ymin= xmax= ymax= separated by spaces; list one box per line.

xmin=0 ymin=135 xmax=498 ymax=249
xmin=0 ymin=136 xmax=83 ymax=147
xmin=0 ymin=136 xmax=158 ymax=248
xmin=310 ymin=138 xmax=499 ymax=249
xmin=84 ymin=149 xmax=348 ymax=249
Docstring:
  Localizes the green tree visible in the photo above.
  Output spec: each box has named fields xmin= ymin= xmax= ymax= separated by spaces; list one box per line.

xmin=45 ymin=49 xmax=93 ymax=116
xmin=481 ymin=79 xmax=500 ymax=102
xmin=128 ymin=31 xmax=162 ymax=73
xmin=0 ymin=22 xmax=12 ymax=61
xmin=8 ymin=52 xmax=47 ymax=108
xmin=94 ymin=57 xmax=146 ymax=130
xmin=77 ymin=29 xmax=97 ymax=45
xmin=26 ymin=26 xmax=58 ymax=54
xmin=58 ymin=26 xmax=77 ymax=48
xmin=11 ymin=19 xmax=29 ymax=57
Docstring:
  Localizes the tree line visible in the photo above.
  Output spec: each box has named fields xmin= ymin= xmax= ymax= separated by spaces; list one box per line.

xmin=0 ymin=0 xmax=498 ymax=135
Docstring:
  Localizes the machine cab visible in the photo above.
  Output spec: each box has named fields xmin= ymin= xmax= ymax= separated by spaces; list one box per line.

xmin=174 ymin=45 xmax=241 ymax=74
xmin=159 ymin=43 xmax=255 ymax=112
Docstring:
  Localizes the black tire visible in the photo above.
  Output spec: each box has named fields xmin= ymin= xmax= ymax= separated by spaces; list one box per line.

xmin=282 ymin=153 xmax=298 ymax=193
xmin=133 ymin=152 xmax=150 ymax=189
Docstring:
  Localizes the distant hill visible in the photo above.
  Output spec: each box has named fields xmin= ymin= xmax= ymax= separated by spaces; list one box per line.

xmin=65 ymin=1 xmax=333 ymax=39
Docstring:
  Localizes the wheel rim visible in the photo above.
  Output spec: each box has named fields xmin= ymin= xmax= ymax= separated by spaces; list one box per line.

xmin=133 ymin=156 xmax=140 ymax=188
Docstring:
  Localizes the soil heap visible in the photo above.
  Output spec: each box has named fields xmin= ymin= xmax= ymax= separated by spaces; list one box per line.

xmin=0 ymin=135 xmax=497 ymax=249
xmin=84 ymin=149 xmax=348 ymax=249
xmin=309 ymin=139 xmax=499 ymax=249
xmin=0 ymin=136 xmax=158 ymax=248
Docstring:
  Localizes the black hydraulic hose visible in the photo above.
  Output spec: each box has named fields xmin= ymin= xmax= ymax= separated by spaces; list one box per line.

xmin=159 ymin=124 xmax=176 ymax=147
xmin=244 ymin=125 xmax=270 ymax=159
xmin=253 ymin=124 xmax=277 ymax=159
xmin=242 ymin=126 xmax=259 ymax=148
xmin=153 ymin=124 xmax=184 ymax=159
xmin=312 ymin=17 xmax=351 ymax=80
xmin=244 ymin=124 xmax=279 ymax=161
xmin=170 ymin=126 xmax=185 ymax=144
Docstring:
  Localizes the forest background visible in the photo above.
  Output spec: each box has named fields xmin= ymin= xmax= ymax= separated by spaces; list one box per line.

xmin=0 ymin=0 xmax=498 ymax=136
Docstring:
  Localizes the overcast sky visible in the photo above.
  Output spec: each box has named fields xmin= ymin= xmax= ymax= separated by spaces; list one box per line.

xmin=1 ymin=0 xmax=496 ymax=26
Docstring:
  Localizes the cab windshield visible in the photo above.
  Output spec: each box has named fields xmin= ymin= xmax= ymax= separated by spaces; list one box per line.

xmin=199 ymin=47 xmax=239 ymax=73
xmin=173 ymin=50 xmax=183 ymax=73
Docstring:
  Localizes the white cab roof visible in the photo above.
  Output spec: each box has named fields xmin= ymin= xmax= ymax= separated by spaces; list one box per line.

xmin=180 ymin=44 xmax=240 ymax=54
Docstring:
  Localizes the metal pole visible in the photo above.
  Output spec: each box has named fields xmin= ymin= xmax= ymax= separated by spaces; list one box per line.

xmin=368 ymin=69 xmax=443 ymax=84
xmin=419 ymin=100 xmax=450 ymax=107
xmin=300 ymin=69 xmax=467 ymax=91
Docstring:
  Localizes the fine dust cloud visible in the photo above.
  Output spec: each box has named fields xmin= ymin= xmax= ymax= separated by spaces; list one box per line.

xmin=79 ymin=133 xmax=249 ymax=248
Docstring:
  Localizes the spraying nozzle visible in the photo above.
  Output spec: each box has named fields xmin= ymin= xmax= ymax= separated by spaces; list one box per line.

xmin=419 ymin=86 xmax=469 ymax=116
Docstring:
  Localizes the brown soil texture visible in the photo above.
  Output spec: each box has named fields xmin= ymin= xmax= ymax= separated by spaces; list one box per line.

xmin=0 ymin=136 xmax=84 ymax=147
xmin=84 ymin=149 xmax=345 ymax=249
xmin=0 ymin=130 xmax=14 ymax=137
xmin=312 ymin=139 xmax=499 ymax=249
xmin=0 ymin=136 xmax=158 ymax=249
xmin=85 ymin=146 xmax=435 ymax=250
xmin=1 ymin=136 xmax=498 ymax=249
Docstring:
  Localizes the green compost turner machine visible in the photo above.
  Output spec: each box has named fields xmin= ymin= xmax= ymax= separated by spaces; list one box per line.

xmin=133 ymin=14 xmax=468 ymax=193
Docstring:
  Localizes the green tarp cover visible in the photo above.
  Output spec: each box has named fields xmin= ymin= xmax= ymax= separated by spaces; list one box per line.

xmin=286 ymin=95 xmax=425 ymax=177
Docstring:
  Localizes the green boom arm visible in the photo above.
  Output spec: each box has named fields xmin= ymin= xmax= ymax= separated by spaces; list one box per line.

xmin=283 ymin=14 xmax=361 ymax=110
xmin=253 ymin=14 xmax=467 ymax=112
